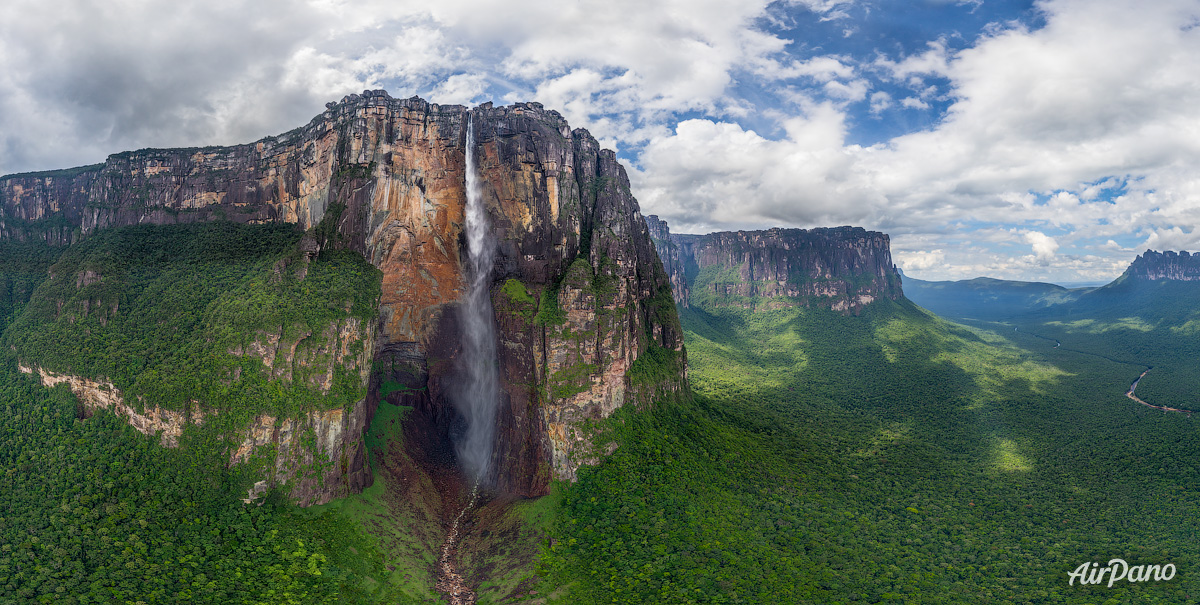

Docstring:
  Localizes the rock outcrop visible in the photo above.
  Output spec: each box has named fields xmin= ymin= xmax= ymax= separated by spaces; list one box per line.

xmin=1124 ymin=250 xmax=1200 ymax=281
xmin=1 ymin=91 xmax=687 ymax=500
xmin=647 ymin=216 xmax=902 ymax=314
xmin=18 ymin=308 xmax=375 ymax=508
xmin=17 ymin=363 xmax=202 ymax=447
xmin=229 ymin=399 xmax=372 ymax=506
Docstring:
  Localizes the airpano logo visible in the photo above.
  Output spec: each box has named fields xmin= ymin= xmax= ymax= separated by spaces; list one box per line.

xmin=1068 ymin=558 xmax=1176 ymax=587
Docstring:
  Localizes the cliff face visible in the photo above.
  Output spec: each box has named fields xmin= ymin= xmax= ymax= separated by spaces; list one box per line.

xmin=645 ymin=215 xmax=690 ymax=308
xmin=1 ymin=91 xmax=686 ymax=500
xmin=1125 ymin=250 xmax=1200 ymax=281
xmin=646 ymin=216 xmax=902 ymax=314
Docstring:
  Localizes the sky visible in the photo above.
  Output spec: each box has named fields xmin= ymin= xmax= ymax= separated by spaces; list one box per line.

xmin=3 ymin=0 xmax=1200 ymax=283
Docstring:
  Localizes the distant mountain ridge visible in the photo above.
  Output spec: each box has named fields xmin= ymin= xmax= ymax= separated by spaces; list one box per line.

xmin=902 ymin=249 xmax=1200 ymax=321
xmin=899 ymin=270 xmax=1089 ymax=320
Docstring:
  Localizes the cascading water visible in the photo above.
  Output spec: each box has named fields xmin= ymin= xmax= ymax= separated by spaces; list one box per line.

xmin=454 ymin=112 xmax=500 ymax=485
xmin=436 ymin=112 xmax=499 ymax=605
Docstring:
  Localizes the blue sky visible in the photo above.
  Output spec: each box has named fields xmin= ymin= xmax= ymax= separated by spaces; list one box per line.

xmin=2 ymin=0 xmax=1199 ymax=282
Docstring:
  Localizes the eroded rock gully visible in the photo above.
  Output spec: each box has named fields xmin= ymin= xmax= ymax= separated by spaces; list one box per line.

xmin=374 ymin=390 xmax=541 ymax=604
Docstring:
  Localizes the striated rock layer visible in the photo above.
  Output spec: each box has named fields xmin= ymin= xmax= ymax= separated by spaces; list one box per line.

xmin=647 ymin=216 xmax=903 ymax=315
xmin=1 ymin=90 xmax=687 ymax=500
xmin=1124 ymin=250 xmax=1200 ymax=281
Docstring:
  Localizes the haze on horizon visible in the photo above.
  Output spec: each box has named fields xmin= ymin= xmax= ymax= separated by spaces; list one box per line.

xmin=2 ymin=0 xmax=1198 ymax=283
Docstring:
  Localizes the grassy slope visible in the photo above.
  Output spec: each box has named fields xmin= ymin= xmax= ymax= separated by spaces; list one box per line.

xmin=537 ymin=298 xmax=1198 ymax=604
xmin=0 ymin=227 xmax=399 ymax=604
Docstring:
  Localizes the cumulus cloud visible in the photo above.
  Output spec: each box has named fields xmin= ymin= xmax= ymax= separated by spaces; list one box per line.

xmin=0 ymin=0 xmax=814 ymax=172
xmin=1141 ymin=227 xmax=1200 ymax=252
xmin=1024 ymin=231 xmax=1060 ymax=263
xmin=875 ymin=39 xmax=951 ymax=81
xmin=896 ymin=249 xmax=945 ymax=272
xmin=430 ymin=73 xmax=489 ymax=106
xmin=869 ymin=91 xmax=892 ymax=114
xmin=0 ymin=0 xmax=331 ymax=172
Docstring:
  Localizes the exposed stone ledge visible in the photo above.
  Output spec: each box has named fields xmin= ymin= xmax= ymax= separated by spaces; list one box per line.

xmin=18 ymin=362 xmax=202 ymax=447
xmin=17 ymin=362 xmax=369 ymax=505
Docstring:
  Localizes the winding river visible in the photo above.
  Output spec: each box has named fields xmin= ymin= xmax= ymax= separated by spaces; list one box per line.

xmin=1008 ymin=325 xmax=1193 ymax=416
xmin=1126 ymin=368 xmax=1193 ymax=415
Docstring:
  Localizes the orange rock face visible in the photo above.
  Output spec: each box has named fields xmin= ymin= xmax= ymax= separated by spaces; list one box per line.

xmin=1 ymin=90 xmax=690 ymax=500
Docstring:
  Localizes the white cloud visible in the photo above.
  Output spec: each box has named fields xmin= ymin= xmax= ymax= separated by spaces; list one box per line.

xmin=430 ymin=73 xmax=489 ymax=105
xmin=759 ymin=56 xmax=856 ymax=81
xmin=788 ymin=0 xmax=856 ymax=13
xmin=0 ymin=0 xmax=806 ymax=173
xmin=637 ymin=0 xmax=1200 ymax=280
xmin=897 ymin=249 xmax=945 ymax=271
xmin=869 ymin=91 xmax=892 ymax=114
xmin=1141 ymin=227 xmax=1200 ymax=252
xmin=1024 ymin=231 xmax=1060 ymax=263
xmin=876 ymin=39 xmax=951 ymax=81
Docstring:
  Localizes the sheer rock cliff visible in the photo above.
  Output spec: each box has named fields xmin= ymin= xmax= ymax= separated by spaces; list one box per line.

xmin=1 ymin=90 xmax=687 ymax=501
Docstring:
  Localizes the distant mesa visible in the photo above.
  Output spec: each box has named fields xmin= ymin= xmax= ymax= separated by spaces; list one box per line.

xmin=646 ymin=215 xmax=903 ymax=315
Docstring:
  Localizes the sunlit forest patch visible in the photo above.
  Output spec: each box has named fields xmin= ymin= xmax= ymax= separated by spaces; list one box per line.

xmin=1046 ymin=317 xmax=1155 ymax=333
xmin=991 ymin=437 xmax=1032 ymax=473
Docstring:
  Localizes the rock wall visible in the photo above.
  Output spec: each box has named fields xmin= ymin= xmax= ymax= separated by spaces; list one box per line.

xmin=2 ymin=90 xmax=687 ymax=499
xmin=1125 ymin=250 xmax=1200 ymax=281
xmin=229 ymin=399 xmax=371 ymax=507
xmin=647 ymin=217 xmax=902 ymax=314
xmin=645 ymin=215 xmax=690 ymax=308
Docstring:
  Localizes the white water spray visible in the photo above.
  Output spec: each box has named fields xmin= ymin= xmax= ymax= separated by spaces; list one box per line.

xmin=454 ymin=113 xmax=501 ymax=484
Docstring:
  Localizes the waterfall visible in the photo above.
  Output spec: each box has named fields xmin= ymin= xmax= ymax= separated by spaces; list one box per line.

xmin=454 ymin=113 xmax=500 ymax=484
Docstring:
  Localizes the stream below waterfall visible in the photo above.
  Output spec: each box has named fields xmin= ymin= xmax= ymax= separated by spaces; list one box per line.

xmin=436 ymin=482 xmax=481 ymax=605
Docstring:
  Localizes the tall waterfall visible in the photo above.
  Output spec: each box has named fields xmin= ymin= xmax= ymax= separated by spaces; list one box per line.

xmin=454 ymin=113 xmax=500 ymax=484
